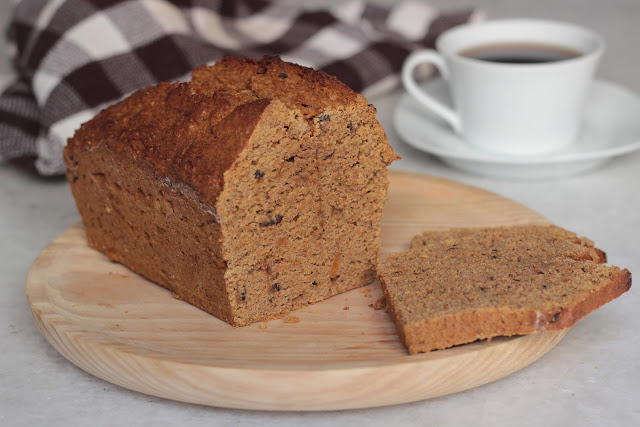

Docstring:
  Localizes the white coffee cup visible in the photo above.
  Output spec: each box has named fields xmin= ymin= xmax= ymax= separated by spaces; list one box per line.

xmin=402 ymin=19 xmax=605 ymax=156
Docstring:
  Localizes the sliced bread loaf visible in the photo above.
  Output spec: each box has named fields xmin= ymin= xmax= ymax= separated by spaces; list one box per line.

xmin=64 ymin=56 xmax=398 ymax=326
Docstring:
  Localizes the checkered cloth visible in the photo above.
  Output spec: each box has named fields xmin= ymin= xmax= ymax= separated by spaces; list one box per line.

xmin=0 ymin=0 xmax=479 ymax=176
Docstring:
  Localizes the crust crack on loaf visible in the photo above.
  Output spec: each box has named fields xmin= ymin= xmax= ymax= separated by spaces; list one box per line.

xmin=377 ymin=225 xmax=631 ymax=354
xmin=64 ymin=56 xmax=398 ymax=326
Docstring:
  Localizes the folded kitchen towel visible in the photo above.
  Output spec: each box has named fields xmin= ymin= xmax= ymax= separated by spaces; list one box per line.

xmin=0 ymin=0 xmax=479 ymax=175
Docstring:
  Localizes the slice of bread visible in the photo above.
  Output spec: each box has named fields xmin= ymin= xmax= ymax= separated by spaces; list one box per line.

xmin=377 ymin=225 xmax=631 ymax=354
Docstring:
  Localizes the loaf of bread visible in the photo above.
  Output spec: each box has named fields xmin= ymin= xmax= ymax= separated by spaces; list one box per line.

xmin=377 ymin=225 xmax=631 ymax=354
xmin=64 ymin=56 xmax=398 ymax=326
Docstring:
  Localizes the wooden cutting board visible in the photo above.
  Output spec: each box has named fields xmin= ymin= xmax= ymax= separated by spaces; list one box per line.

xmin=26 ymin=171 xmax=565 ymax=411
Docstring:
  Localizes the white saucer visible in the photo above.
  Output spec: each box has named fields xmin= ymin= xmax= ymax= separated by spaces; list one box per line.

xmin=393 ymin=79 xmax=640 ymax=178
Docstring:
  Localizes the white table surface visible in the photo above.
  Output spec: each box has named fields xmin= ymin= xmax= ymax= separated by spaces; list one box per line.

xmin=1 ymin=1 xmax=638 ymax=426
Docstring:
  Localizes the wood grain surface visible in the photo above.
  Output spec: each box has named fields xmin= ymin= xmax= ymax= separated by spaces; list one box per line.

xmin=25 ymin=171 xmax=566 ymax=411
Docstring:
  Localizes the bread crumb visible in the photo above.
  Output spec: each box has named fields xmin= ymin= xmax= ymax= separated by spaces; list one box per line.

xmin=259 ymin=324 xmax=267 ymax=330
xmin=373 ymin=296 xmax=386 ymax=310
xmin=343 ymin=306 xmax=349 ymax=310
xmin=283 ymin=316 xmax=300 ymax=324
xmin=358 ymin=288 xmax=373 ymax=298
xmin=358 ymin=288 xmax=372 ymax=298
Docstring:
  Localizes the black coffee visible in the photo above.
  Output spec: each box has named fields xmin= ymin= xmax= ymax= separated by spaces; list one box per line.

xmin=459 ymin=42 xmax=582 ymax=64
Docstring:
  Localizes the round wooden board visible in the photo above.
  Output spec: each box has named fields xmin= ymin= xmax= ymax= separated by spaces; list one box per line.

xmin=26 ymin=171 xmax=566 ymax=411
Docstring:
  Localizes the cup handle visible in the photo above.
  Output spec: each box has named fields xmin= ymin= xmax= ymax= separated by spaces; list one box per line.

xmin=402 ymin=50 xmax=461 ymax=133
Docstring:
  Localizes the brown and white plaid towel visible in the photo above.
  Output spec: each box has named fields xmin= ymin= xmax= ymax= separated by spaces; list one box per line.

xmin=0 ymin=0 xmax=479 ymax=175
